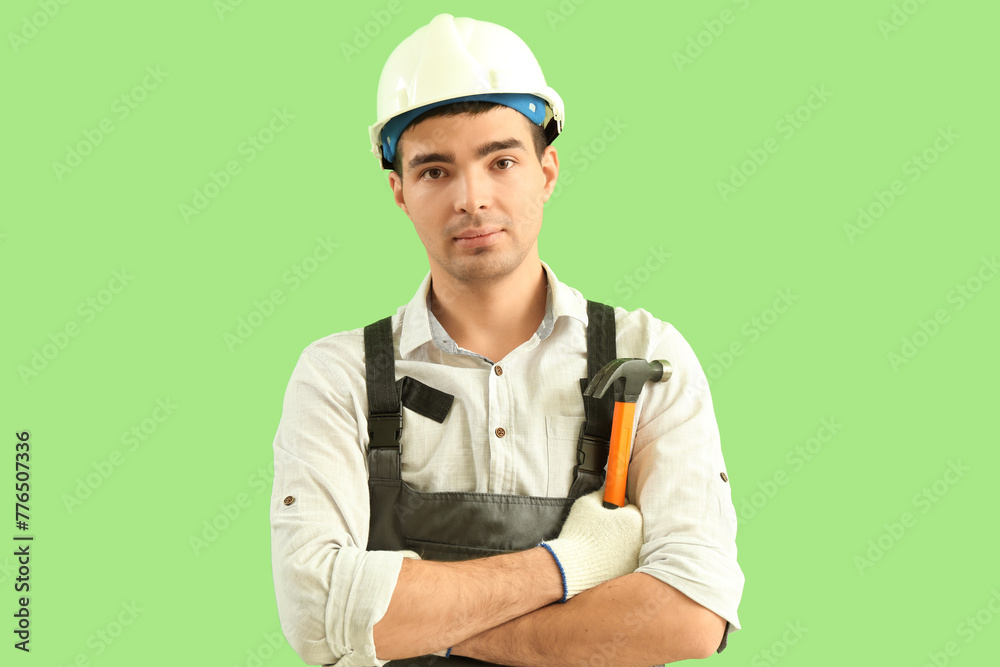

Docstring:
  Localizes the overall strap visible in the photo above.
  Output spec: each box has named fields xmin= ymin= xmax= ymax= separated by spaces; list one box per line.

xmin=364 ymin=317 xmax=403 ymax=481
xmin=570 ymin=300 xmax=617 ymax=496
xmin=364 ymin=317 xmax=455 ymax=482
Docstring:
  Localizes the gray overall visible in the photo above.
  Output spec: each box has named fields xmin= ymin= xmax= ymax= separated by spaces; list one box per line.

xmin=363 ymin=301 xmax=617 ymax=666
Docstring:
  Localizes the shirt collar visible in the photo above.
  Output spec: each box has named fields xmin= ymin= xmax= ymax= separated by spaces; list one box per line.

xmin=398 ymin=260 xmax=590 ymax=360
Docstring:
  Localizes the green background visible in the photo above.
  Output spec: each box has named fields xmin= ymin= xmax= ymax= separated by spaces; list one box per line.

xmin=3 ymin=0 xmax=998 ymax=665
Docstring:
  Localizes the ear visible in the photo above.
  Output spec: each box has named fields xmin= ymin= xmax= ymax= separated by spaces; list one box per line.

xmin=540 ymin=145 xmax=560 ymax=203
xmin=387 ymin=170 xmax=410 ymax=217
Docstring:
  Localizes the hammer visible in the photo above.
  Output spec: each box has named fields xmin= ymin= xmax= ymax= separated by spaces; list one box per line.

xmin=583 ymin=358 xmax=672 ymax=509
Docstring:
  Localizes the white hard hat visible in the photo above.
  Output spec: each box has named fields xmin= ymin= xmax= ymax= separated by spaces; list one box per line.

xmin=369 ymin=13 xmax=565 ymax=169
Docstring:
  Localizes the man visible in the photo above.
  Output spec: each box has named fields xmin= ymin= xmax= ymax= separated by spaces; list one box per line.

xmin=270 ymin=13 xmax=743 ymax=667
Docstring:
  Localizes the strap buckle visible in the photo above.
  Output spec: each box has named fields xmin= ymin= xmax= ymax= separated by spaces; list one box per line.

xmin=575 ymin=422 xmax=610 ymax=474
xmin=367 ymin=412 xmax=402 ymax=448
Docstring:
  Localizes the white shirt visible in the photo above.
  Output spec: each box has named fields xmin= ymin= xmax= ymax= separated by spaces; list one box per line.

xmin=269 ymin=261 xmax=744 ymax=666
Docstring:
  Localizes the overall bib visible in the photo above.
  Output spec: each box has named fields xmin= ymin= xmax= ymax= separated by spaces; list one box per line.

xmin=364 ymin=301 xmax=618 ymax=667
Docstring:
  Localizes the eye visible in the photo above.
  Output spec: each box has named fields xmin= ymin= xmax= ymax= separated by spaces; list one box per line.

xmin=495 ymin=158 xmax=515 ymax=170
xmin=421 ymin=167 xmax=445 ymax=180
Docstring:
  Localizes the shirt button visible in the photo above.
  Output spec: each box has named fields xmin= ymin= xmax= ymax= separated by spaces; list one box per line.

xmin=495 ymin=427 xmax=506 ymax=438
xmin=494 ymin=365 xmax=504 ymax=376
xmin=720 ymin=472 xmax=728 ymax=483
xmin=283 ymin=495 xmax=295 ymax=505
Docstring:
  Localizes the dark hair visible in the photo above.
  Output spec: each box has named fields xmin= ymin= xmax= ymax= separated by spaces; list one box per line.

xmin=391 ymin=100 xmax=549 ymax=179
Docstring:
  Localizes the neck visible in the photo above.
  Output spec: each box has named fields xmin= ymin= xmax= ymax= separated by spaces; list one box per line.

xmin=429 ymin=259 xmax=548 ymax=362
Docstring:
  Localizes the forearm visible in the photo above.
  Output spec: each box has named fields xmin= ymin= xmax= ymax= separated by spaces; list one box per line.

xmin=372 ymin=546 xmax=563 ymax=660
xmin=453 ymin=573 xmax=726 ymax=667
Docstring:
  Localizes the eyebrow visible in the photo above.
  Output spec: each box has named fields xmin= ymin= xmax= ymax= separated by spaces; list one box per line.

xmin=407 ymin=137 xmax=527 ymax=170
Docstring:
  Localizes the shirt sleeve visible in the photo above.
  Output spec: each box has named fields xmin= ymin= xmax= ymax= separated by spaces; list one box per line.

xmin=270 ymin=346 xmax=404 ymax=666
xmin=624 ymin=317 xmax=744 ymax=635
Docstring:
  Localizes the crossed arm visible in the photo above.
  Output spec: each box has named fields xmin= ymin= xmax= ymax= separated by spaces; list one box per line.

xmin=373 ymin=548 xmax=726 ymax=666
xmin=274 ymin=328 xmax=741 ymax=665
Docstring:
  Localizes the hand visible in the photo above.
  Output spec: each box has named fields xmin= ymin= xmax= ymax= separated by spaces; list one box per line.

xmin=540 ymin=489 xmax=643 ymax=601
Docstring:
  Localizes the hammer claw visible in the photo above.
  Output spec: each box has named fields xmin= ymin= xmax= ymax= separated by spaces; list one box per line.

xmin=582 ymin=358 xmax=632 ymax=399
xmin=583 ymin=358 xmax=670 ymax=402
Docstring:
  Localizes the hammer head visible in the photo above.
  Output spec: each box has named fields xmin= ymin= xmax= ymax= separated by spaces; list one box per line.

xmin=583 ymin=358 xmax=672 ymax=403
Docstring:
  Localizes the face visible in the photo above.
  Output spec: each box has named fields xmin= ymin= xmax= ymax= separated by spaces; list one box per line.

xmin=387 ymin=107 xmax=559 ymax=286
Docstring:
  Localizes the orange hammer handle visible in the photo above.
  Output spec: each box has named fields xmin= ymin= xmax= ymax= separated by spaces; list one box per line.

xmin=603 ymin=401 xmax=636 ymax=509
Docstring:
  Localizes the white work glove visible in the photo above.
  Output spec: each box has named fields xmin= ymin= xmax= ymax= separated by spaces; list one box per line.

xmin=540 ymin=489 xmax=644 ymax=602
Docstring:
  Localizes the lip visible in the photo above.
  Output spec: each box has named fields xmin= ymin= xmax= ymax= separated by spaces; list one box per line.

xmin=454 ymin=229 xmax=503 ymax=249
xmin=455 ymin=227 xmax=503 ymax=239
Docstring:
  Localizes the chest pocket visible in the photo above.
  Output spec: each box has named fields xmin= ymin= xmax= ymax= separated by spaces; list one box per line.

xmin=546 ymin=415 xmax=587 ymax=496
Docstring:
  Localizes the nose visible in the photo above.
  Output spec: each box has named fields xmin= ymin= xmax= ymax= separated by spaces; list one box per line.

xmin=454 ymin=169 xmax=492 ymax=214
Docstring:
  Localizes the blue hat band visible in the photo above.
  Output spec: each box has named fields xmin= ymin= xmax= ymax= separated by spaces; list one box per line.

xmin=381 ymin=93 xmax=547 ymax=165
